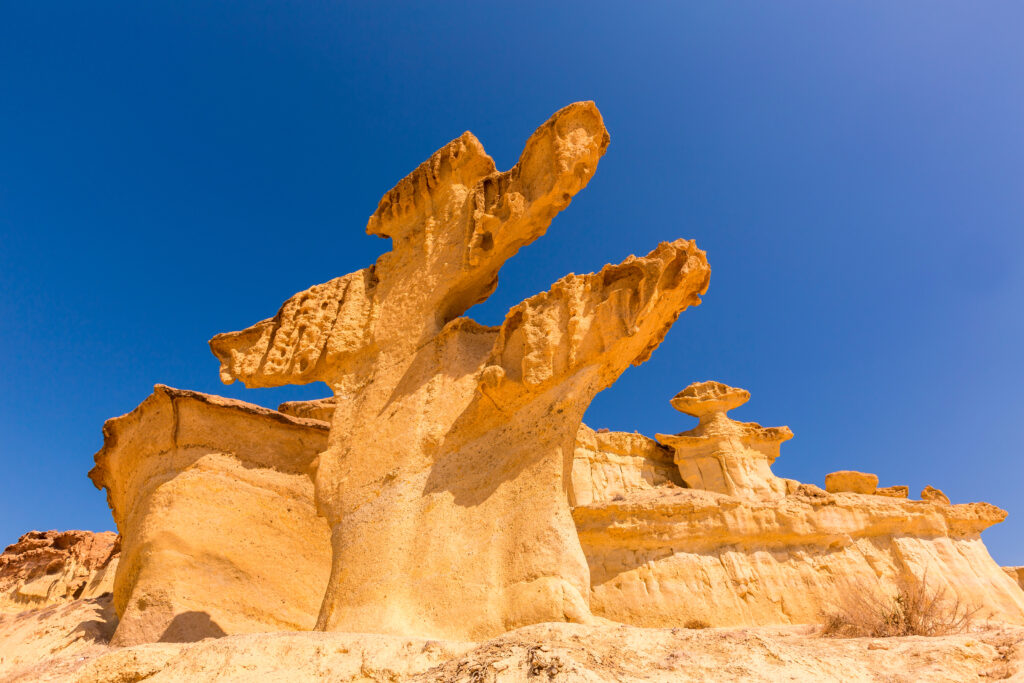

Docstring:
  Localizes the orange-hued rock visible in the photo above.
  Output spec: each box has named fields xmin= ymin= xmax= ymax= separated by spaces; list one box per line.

xmin=1006 ymin=567 xmax=1024 ymax=590
xmin=922 ymin=485 xmax=952 ymax=505
xmin=825 ymin=470 xmax=879 ymax=495
xmin=656 ymin=381 xmax=794 ymax=501
xmin=0 ymin=531 xmax=118 ymax=612
xmin=88 ymin=385 xmax=332 ymax=646
xmin=571 ymin=384 xmax=1024 ymax=628
xmin=875 ymin=485 xmax=909 ymax=498
xmin=210 ymin=102 xmax=711 ymax=640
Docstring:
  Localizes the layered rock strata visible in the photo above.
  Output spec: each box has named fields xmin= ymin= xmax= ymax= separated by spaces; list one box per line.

xmin=209 ymin=102 xmax=712 ymax=640
xmin=88 ymin=385 xmax=332 ymax=645
xmin=572 ymin=382 xmax=1024 ymax=628
xmin=0 ymin=531 xmax=118 ymax=611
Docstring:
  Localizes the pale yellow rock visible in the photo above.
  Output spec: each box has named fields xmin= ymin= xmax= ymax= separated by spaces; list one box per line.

xmin=569 ymin=384 xmax=1024 ymax=629
xmin=574 ymin=487 xmax=1024 ymax=628
xmin=210 ymin=102 xmax=711 ymax=640
xmin=88 ymin=385 xmax=332 ymax=645
xmin=1005 ymin=566 xmax=1024 ymax=590
xmin=656 ymin=381 xmax=793 ymax=501
xmin=875 ymin=485 xmax=909 ymax=498
xmin=922 ymin=485 xmax=952 ymax=505
xmin=825 ymin=470 xmax=879 ymax=495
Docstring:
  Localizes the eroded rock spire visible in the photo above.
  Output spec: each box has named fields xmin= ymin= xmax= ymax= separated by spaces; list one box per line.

xmin=209 ymin=102 xmax=711 ymax=640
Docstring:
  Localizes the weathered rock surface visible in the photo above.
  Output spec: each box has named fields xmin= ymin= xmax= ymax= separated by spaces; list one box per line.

xmin=210 ymin=101 xmax=711 ymax=641
xmin=923 ymin=485 xmax=952 ymax=505
xmin=0 ymin=531 xmax=118 ymax=612
xmin=278 ymin=396 xmax=337 ymax=422
xmin=3 ymin=616 xmax=1023 ymax=682
xmin=574 ymin=383 xmax=1024 ymax=629
xmin=88 ymin=385 xmax=332 ymax=646
xmin=570 ymin=425 xmax=681 ymax=507
xmin=875 ymin=485 xmax=909 ymax=498
xmin=575 ymin=486 xmax=1024 ymax=628
xmin=825 ymin=470 xmax=879 ymax=495
xmin=656 ymin=381 xmax=794 ymax=501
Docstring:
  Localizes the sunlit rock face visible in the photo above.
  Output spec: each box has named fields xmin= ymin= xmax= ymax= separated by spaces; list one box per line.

xmin=571 ymin=382 xmax=1024 ymax=628
xmin=210 ymin=101 xmax=711 ymax=640
xmin=89 ymin=385 xmax=332 ymax=645
xmin=58 ymin=102 xmax=1022 ymax=653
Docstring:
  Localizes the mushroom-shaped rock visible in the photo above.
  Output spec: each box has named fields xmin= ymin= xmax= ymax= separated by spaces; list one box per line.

xmin=656 ymin=381 xmax=793 ymax=501
xmin=824 ymin=470 xmax=879 ymax=495
xmin=669 ymin=381 xmax=750 ymax=417
xmin=922 ymin=485 xmax=952 ymax=505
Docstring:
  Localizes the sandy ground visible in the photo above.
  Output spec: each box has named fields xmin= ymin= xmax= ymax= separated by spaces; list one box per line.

xmin=2 ymin=597 xmax=1023 ymax=682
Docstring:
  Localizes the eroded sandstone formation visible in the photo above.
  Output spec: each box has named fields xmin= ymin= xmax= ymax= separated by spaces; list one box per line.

xmin=33 ymin=101 xmax=1018 ymax=655
xmin=210 ymin=102 xmax=711 ymax=640
xmin=0 ymin=531 xmax=118 ymax=612
xmin=656 ymin=381 xmax=794 ymax=500
xmin=573 ymin=382 xmax=1024 ymax=628
xmin=88 ymin=385 xmax=332 ymax=645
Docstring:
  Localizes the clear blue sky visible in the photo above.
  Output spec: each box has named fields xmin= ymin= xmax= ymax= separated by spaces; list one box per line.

xmin=2 ymin=3 xmax=1022 ymax=564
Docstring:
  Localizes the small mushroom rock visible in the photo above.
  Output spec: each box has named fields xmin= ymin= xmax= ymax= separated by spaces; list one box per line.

xmin=656 ymin=381 xmax=793 ymax=501
xmin=824 ymin=470 xmax=879 ymax=495
xmin=875 ymin=485 xmax=909 ymax=498
xmin=921 ymin=485 xmax=951 ymax=505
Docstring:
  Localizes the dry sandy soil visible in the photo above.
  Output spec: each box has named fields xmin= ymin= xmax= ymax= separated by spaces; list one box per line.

xmin=2 ymin=596 xmax=1023 ymax=682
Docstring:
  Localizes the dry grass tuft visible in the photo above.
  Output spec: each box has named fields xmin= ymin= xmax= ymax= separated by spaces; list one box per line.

xmin=684 ymin=618 xmax=711 ymax=629
xmin=820 ymin=574 xmax=978 ymax=638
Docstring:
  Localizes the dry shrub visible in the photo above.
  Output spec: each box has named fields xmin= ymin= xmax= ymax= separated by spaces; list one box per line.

xmin=820 ymin=574 xmax=978 ymax=638
xmin=684 ymin=618 xmax=711 ymax=629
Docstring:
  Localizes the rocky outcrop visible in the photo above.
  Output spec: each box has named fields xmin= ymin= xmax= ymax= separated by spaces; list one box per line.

xmin=0 ymin=531 xmax=118 ymax=611
xmin=570 ymin=425 xmax=681 ymax=506
xmin=825 ymin=471 xmax=879 ymax=495
xmin=210 ymin=102 xmax=711 ymax=641
xmin=922 ymin=485 xmax=952 ymax=505
xmin=1005 ymin=567 xmax=1024 ymax=591
xmin=88 ymin=385 xmax=332 ymax=645
xmin=875 ymin=485 xmax=909 ymax=498
xmin=5 ymin=102 xmax=1015 ymax=672
xmin=655 ymin=381 xmax=794 ymax=501
xmin=572 ymin=382 xmax=1024 ymax=628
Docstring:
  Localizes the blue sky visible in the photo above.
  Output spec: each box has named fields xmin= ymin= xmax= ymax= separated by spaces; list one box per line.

xmin=1 ymin=3 xmax=1022 ymax=563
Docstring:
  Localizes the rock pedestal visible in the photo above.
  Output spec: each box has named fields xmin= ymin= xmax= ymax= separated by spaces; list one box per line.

xmin=656 ymin=381 xmax=793 ymax=501
xmin=89 ymin=385 xmax=332 ymax=645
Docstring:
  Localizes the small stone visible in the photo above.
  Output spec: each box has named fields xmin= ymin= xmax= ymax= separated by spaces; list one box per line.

xmin=875 ymin=485 xmax=909 ymax=498
xmin=824 ymin=471 xmax=878 ymax=495
xmin=921 ymin=486 xmax=951 ymax=505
